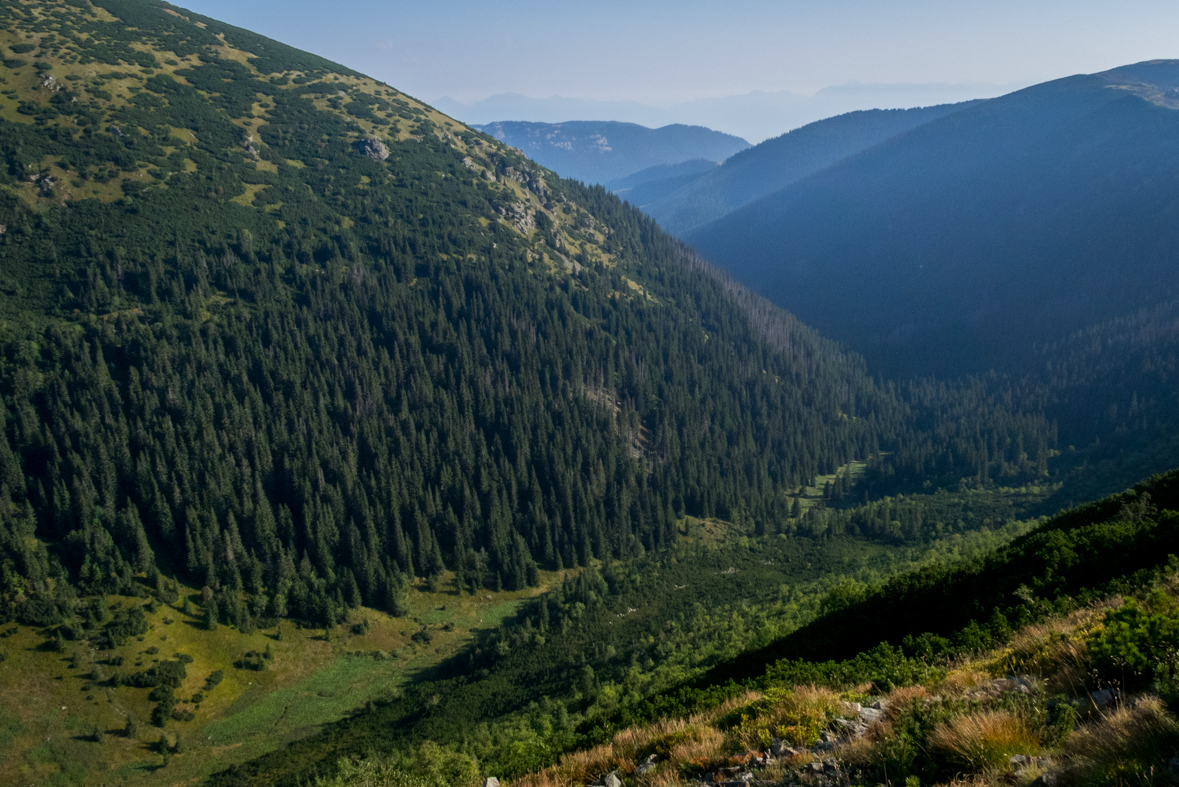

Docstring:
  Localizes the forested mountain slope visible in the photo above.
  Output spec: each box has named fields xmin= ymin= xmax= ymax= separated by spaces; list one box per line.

xmin=689 ymin=62 xmax=1179 ymax=379
xmin=644 ymin=103 xmax=977 ymax=236
xmin=605 ymin=159 xmax=719 ymax=208
xmin=0 ymin=0 xmax=1059 ymax=643
xmin=473 ymin=120 xmax=749 ymax=185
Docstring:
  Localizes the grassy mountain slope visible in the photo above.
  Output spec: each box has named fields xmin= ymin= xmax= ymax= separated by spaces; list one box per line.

xmin=473 ymin=121 xmax=749 ymax=185
xmin=644 ymin=103 xmax=978 ymax=236
xmin=688 ymin=62 xmax=1179 ymax=379
xmin=286 ymin=469 xmax=1179 ymax=787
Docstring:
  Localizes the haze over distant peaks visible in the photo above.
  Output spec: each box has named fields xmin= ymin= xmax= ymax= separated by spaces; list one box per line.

xmin=689 ymin=60 xmax=1179 ymax=378
xmin=436 ymin=81 xmax=1026 ymax=143
xmin=473 ymin=120 xmax=749 ymax=185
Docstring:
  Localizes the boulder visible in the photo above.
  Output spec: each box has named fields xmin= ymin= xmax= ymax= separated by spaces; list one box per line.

xmin=859 ymin=706 xmax=883 ymax=725
xmin=354 ymin=136 xmax=390 ymax=162
xmin=483 ymin=779 xmax=500 ymax=787
xmin=604 ymin=771 xmax=622 ymax=787
xmin=1089 ymin=689 xmax=1117 ymax=708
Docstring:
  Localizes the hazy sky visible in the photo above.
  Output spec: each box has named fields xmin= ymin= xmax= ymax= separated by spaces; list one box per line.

xmin=175 ymin=0 xmax=1179 ymax=104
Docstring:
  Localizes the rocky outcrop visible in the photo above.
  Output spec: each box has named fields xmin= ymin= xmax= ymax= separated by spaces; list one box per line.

xmin=497 ymin=201 xmax=535 ymax=235
xmin=354 ymin=136 xmax=390 ymax=162
xmin=39 ymin=73 xmax=62 ymax=93
xmin=241 ymin=135 xmax=260 ymax=160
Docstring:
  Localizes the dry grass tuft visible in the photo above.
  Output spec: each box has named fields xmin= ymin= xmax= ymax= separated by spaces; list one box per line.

xmin=834 ymin=731 xmax=879 ymax=768
xmin=666 ymin=725 xmax=726 ymax=773
xmin=938 ymin=668 xmax=991 ymax=696
xmin=728 ymin=685 xmax=847 ymax=750
xmin=1059 ymin=696 xmax=1179 ymax=787
xmin=884 ymin=685 xmax=930 ymax=723
xmin=930 ymin=710 xmax=1041 ymax=773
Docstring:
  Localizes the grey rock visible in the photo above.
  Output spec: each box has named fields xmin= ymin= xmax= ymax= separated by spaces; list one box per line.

xmin=604 ymin=772 xmax=622 ymax=787
xmin=1031 ymin=772 xmax=1058 ymax=787
xmin=1089 ymin=689 xmax=1117 ymax=708
xmin=0 ymin=224 xmax=6 ymax=236
xmin=635 ymin=754 xmax=658 ymax=774
xmin=108 ymin=125 xmax=123 ymax=137
xmin=241 ymin=135 xmax=260 ymax=160
xmin=355 ymin=136 xmax=390 ymax=162
xmin=859 ymin=707 xmax=884 ymax=725
xmin=483 ymin=778 xmax=500 ymax=787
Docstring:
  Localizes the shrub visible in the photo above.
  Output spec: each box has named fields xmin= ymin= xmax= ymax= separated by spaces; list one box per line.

xmin=1088 ymin=593 xmax=1179 ymax=694
xmin=235 ymin=650 xmax=266 ymax=671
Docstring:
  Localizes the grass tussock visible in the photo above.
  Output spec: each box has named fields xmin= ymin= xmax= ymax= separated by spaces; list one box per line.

xmin=992 ymin=605 xmax=1111 ymax=688
xmin=930 ymin=710 xmax=1042 ymax=773
xmin=727 ymin=685 xmax=849 ymax=750
xmin=937 ymin=668 xmax=991 ymax=695
xmin=883 ymin=684 xmax=930 ymax=723
xmin=1060 ymin=697 xmax=1179 ymax=787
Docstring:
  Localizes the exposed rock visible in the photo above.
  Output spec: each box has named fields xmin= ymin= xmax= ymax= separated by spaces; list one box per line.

xmin=39 ymin=73 xmax=62 ymax=92
xmin=483 ymin=778 xmax=500 ymax=787
xmin=1084 ymin=688 xmax=1112 ymax=706
xmin=0 ymin=224 xmax=6 ymax=236
xmin=635 ymin=754 xmax=659 ymax=774
xmin=771 ymin=738 xmax=802 ymax=757
xmin=497 ymin=201 xmax=535 ymax=235
xmin=241 ymin=135 xmax=260 ymax=160
xmin=604 ymin=771 xmax=622 ymax=787
xmin=354 ymin=136 xmax=390 ymax=162
xmin=108 ymin=125 xmax=123 ymax=137
xmin=462 ymin=156 xmax=477 ymax=169
xmin=858 ymin=706 xmax=883 ymax=725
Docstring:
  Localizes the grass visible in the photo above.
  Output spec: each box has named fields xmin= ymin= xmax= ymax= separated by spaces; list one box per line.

xmin=930 ymin=711 xmax=1042 ymax=772
xmin=503 ymin=576 xmax=1179 ymax=787
xmin=0 ymin=569 xmax=569 ymax=787
xmin=1061 ymin=697 xmax=1179 ymax=787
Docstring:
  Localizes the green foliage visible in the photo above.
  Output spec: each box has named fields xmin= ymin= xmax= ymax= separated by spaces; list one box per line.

xmin=1088 ymin=591 xmax=1179 ymax=696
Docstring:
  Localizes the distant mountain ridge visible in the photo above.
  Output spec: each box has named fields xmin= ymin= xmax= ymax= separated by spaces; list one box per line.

xmin=605 ymin=159 xmax=720 ymax=208
xmin=438 ymin=81 xmax=1025 ymax=143
xmin=689 ymin=61 xmax=1179 ymax=379
xmin=473 ymin=120 xmax=749 ymax=184
xmin=644 ymin=102 xmax=980 ymax=236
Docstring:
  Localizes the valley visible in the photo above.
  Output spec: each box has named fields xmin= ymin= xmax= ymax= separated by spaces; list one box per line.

xmin=0 ymin=2 xmax=1178 ymax=787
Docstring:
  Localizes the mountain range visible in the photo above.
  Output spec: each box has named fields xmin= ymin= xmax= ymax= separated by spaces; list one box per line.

xmin=1 ymin=3 xmax=1178 ymax=787
xmin=435 ymin=80 xmax=1027 ymax=144
xmin=641 ymin=102 xmax=979 ymax=235
xmin=473 ymin=121 xmax=749 ymax=184
xmin=688 ymin=61 xmax=1179 ymax=378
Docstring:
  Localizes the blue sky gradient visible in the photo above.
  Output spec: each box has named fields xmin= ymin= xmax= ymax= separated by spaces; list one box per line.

xmin=175 ymin=0 xmax=1179 ymax=105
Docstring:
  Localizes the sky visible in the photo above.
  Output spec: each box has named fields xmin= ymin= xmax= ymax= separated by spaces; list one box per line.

xmin=174 ymin=0 xmax=1179 ymax=105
